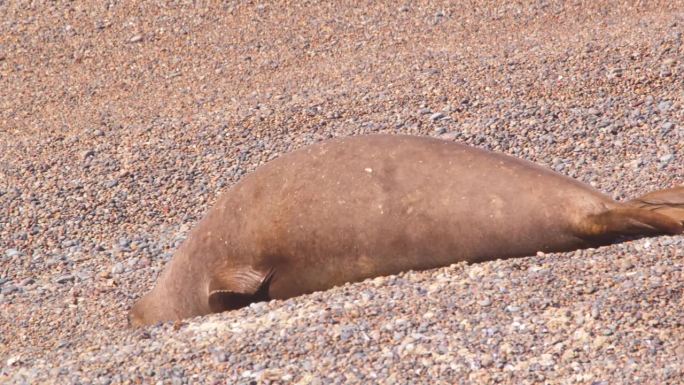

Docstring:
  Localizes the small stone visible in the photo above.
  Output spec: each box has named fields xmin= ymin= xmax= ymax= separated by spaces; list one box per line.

xmin=561 ymin=348 xmax=576 ymax=362
xmin=597 ymin=119 xmax=611 ymax=128
xmin=62 ymin=239 xmax=76 ymax=248
xmin=418 ymin=108 xmax=431 ymax=115
xmin=339 ymin=327 xmax=354 ymax=341
xmin=657 ymin=100 xmax=672 ymax=113
xmin=591 ymin=306 xmax=601 ymax=319
xmin=104 ymin=180 xmax=119 ymax=188
xmin=661 ymin=122 xmax=674 ymax=134
xmin=593 ymin=336 xmax=608 ymax=349
xmin=130 ymin=34 xmax=143 ymax=43
xmin=630 ymin=158 xmax=644 ymax=169
xmin=620 ymin=259 xmax=634 ymax=270
xmin=478 ymin=298 xmax=492 ymax=307
xmin=111 ymin=263 xmax=125 ymax=275
xmin=213 ymin=351 xmax=228 ymax=363
xmin=81 ymin=150 xmax=95 ymax=160
xmin=539 ymin=353 xmax=555 ymax=367
xmin=430 ymin=112 xmax=445 ymax=121
xmin=659 ymin=154 xmax=674 ymax=164
xmin=554 ymin=162 xmax=566 ymax=172
xmin=480 ymin=354 xmax=493 ymax=368
xmin=54 ymin=274 xmax=75 ymax=284
xmin=607 ymin=68 xmax=623 ymax=78
xmin=438 ymin=131 xmax=459 ymax=141
xmin=1 ymin=285 xmax=18 ymax=294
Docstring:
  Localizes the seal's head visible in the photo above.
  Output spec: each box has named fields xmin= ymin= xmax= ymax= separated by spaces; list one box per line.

xmin=128 ymin=282 xmax=208 ymax=327
xmin=128 ymin=250 xmax=211 ymax=327
xmin=128 ymin=290 xmax=165 ymax=327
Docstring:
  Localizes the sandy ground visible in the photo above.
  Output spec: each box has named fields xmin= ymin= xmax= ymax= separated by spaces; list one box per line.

xmin=1 ymin=1 xmax=683 ymax=384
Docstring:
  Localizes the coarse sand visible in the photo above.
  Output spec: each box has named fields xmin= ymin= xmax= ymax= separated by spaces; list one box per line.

xmin=1 ymin=1 xmax=683 ymax=384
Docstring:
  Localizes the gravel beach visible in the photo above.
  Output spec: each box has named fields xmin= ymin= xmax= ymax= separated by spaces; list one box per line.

xmin=1 ymin=1 xmax=683 ymax=384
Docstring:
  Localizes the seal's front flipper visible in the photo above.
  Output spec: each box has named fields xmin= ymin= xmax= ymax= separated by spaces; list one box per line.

xmin=207 ymin=267 xmax=275 ymax=313
xmin=628 ymin=186 xmax=684 ymax=225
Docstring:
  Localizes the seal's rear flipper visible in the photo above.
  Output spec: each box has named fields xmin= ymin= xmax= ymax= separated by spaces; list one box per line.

xmin=627 ymin=186 xmax=684 ymax=226
xmin=207 ymin=267 xmax=275 ymax=313
xmin=583 ymin=204 xmax=684 ymax=246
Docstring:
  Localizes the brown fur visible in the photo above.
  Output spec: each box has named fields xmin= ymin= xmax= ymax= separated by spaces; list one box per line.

xmin=129 ymin=135 xmax=683 ymax=326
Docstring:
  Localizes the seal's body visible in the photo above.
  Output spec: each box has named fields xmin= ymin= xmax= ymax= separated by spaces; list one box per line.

xmin=130 ymin=135 xmax=684 ymax=326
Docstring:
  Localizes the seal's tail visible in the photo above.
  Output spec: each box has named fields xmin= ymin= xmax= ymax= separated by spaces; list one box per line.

xmin=627 ymin=185 xmax=684 ymax=227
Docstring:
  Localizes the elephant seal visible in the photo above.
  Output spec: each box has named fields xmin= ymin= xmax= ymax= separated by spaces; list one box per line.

xmin=130 ymin=134 xmax=683 ymax=326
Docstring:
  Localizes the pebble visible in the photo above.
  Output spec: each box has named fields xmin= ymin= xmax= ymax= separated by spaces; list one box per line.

xmin=81 ymin=150 xmax=95 ymax=160
xmin=480 ymin=354 xmax=493 ymax=368
xmin=657 ymin=100 xmax=672 ymax=112
xmin=438 ymin=131 xmax=459 ymax=141
xmin=54 ymin=274 xmax=75 ymax=284
xmin=430 ymin=112 xmax=445 ymax=121
xmin=478 ymin=298 xmax=492 ymax=307
xmin=111 ymin=263 xmax=125 ymax=275
xmin=104 ymin=180 xmax=118 ymax=188
xmin=659 ymin=154 xmax=674 ymax=164
xmin=538 ymin=353 xmax=555 ymax=367
xmin=1 ymin=285 xmax=18 ymax=294
xmin=630 ymin=158 xmax=644 ymax=169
